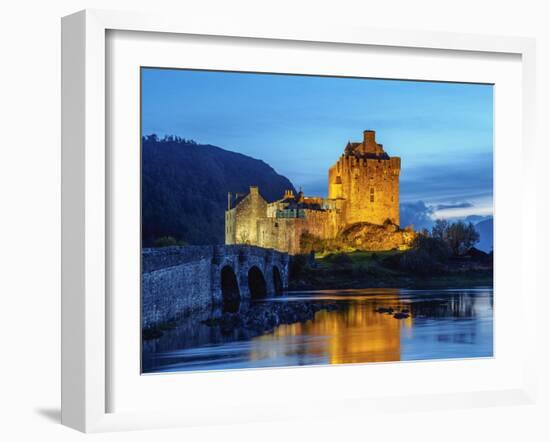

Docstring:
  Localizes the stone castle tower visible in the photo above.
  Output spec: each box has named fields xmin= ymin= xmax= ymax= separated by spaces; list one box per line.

xmin=225 ymin=129 xmax=407 ymax=254
xmin=328 ymin=130 xmax=400 ymax=226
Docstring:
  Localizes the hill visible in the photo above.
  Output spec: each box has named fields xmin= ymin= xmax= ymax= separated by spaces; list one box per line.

xmin=474 ymin=217 xmax=493 ymax=252
xmin=142 ymin=135 xmax=296 ymax=246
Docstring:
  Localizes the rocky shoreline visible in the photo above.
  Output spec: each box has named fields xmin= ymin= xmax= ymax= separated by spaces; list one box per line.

xmin=201 ymin=301 xmax=341 ymax=336
xmin=143 ymin=300 xmax=342 ymax=341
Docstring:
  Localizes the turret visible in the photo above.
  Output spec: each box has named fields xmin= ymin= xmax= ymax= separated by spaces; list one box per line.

xmin=361 ymin=129 xmax=384 ymax=156
xmin=363 ymin=130 xmax=376 ymax=147
xmin=328 ymin=129 xmax=401 ymax=226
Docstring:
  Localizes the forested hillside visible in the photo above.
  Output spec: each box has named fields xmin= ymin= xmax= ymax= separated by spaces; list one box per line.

xmin=142 ymin=135 xmax=296 ymax=246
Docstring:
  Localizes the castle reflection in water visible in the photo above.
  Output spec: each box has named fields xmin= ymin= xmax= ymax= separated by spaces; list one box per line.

xmin=250 ymin=295 xmax=409 ymax=365
xmin=142 ymin=288 xmax=493 ymax=373
xmin=249 ymin=288 xmax=492 ymax=366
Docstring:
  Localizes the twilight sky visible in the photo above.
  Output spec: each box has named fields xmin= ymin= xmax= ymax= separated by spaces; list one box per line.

xmin=142 ymin=68 xmax=493 ymax=227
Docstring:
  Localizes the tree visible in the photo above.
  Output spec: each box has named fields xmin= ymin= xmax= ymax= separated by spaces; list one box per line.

xmin=398 ymin=234 xmax=451 ymax=274
xmin=431 ymin=219 xmax=449 ymax=241
xmin=430 ymin=219 xmax=480 ymax=256
xmin=445 ymin=221 xmax=479 ymax=255
xmin=299 ymin=231 xmax=324 ymax=253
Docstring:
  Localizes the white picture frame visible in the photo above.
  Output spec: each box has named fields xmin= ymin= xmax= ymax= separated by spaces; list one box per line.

xmin=61 ymin=9 xmax=538 ymax=433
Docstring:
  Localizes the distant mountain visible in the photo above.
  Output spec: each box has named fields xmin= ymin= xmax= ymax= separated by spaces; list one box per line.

xmin=474 ymin=217 xmax=493 ymax=252
xmin=465 ymin=214 xmax=492 ymax=224
xmin=142 ymin=136 xmax=296 ymax=246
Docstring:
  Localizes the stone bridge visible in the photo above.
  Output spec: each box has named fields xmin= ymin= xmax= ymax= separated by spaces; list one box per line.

xmin=142 ymin=245 xmax=289 ymax=329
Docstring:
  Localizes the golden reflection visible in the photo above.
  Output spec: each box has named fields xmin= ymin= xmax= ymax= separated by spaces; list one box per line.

xmin=250 ymin=292 xmax=413 ymax=365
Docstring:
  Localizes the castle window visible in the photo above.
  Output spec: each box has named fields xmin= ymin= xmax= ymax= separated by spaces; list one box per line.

xmin=370 ymin=195 xmax=374 ymax=203
xmin=370 ymin=188 xmax=374 ymax=203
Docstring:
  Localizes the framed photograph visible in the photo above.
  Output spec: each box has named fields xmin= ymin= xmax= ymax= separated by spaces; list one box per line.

xmin=61 ymin=9 xmax=537 ymax=432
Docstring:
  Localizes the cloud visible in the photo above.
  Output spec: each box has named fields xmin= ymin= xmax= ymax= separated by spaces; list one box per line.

xmin=400 ymin=201 xmax=435 ymax=231
xmin=435 ymin=202 xmax=474 ymax=210
xmin=400 ymin=200 xmax=494 ymax=233
xmin=465 ymin=214 xmax=493 ymax=224
xmin=400 ymin=151 xmax=492 ymax=203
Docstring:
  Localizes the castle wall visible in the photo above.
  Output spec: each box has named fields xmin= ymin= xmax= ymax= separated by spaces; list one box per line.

xmin=225 ymin=187 xmax=267 ymax=245
xmin=226 ymin=131 xmax=404 ymax=255
xmin=329 ymin=155 xmax=400 ymax=226
xmin=256 ymin=209 xmax=339 ymax=254
xmin=142 ymin=245 xmax=289 ymax=329
xmin=225 ymin=209 xmax=237 ymax=244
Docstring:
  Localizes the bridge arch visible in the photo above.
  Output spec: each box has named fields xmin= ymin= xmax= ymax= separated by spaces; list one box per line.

xmin=272 ymin=266 xmax=283 ymax=294
xmin=221 ymin=265 xmax=240 ymax=313
xmin=248 ymin=266 xmax=267 ymax=299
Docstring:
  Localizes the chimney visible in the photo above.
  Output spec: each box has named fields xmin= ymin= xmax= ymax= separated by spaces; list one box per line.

xmin=363 ymin=130 xmax=376 ymax=147
xmin=250 ymin=186 xmax=259 ymax=195
xmin=362 ymin=129 xmax=384 ymax=155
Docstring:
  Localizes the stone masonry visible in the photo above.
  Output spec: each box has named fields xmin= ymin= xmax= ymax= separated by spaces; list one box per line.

xmin=225 ymin=130 xmax=404 ymax=254
xmin=142 ymin=245 xmax=289 ymax=329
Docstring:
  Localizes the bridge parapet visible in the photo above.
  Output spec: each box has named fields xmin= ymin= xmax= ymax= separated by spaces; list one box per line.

xmin=142 ymin=245 xmax=288 ymax=273
xmin=142 ymin=246 xmax=213 ymax=273
xmin=142 ymin=245 xmax=289 ymax=329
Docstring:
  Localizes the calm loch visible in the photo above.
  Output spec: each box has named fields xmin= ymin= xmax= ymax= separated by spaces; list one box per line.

xmin=142 ymin=287 xmax=493 ymax=373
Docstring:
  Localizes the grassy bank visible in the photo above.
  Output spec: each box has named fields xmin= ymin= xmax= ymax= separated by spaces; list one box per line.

xmin=289 ymin=250 xmax=493 ymax=290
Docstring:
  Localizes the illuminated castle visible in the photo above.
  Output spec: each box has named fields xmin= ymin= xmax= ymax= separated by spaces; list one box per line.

xmin=225 ymin=130 xmax=403 ymax=254
xmin=329 ymin=130 xmax=400 ymax=226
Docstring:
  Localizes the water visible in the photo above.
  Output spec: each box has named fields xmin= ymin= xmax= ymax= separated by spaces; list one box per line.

xmin=142 ymin=287 xmax=493 ymax=373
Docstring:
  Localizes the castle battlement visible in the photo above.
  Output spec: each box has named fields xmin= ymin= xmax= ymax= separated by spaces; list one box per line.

xmin=335 ymin=155 xmax=400 ymax=169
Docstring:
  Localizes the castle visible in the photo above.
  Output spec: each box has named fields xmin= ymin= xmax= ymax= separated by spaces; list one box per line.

xmin=225 ymin=130 xmax=403 ymax=254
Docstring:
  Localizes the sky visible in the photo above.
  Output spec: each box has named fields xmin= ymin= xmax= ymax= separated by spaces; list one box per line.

xmin=141 ymin=68 xmax=493 ymax=228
